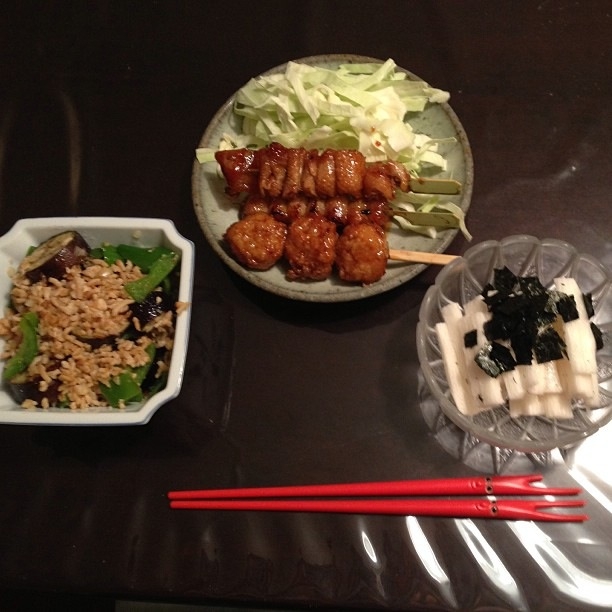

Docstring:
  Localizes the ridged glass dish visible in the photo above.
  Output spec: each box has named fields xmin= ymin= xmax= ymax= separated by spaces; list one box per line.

xmin=416 ymin=235 xmax=612 ymax=452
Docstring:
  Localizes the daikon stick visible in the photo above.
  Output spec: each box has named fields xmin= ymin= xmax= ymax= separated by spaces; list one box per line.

xmin=435 ymin=321 xmax=474 ymax=415
xmin=554 ymin=278 xmax=597 ymax=375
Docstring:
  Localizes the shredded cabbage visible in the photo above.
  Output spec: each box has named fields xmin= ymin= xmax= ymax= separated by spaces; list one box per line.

xmin=196 ymin=58 xmax=452 ymax=172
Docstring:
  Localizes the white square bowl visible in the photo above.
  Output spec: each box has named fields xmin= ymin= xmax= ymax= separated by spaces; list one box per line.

xmin=0 ymin=217 xmax=194 ymax=425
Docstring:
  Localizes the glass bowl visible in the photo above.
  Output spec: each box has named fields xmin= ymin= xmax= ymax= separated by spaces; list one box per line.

xmin=0 ymin=217 xmax=194 ymax=426
xmin=416 ymin=235 xmax=612 ymax=452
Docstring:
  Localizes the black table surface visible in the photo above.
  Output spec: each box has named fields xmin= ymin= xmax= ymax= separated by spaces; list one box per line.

xmin=1 ymin=2 xmax=612 ymax=610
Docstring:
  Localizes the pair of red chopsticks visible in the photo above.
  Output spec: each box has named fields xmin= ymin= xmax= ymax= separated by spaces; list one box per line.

xmin=168 ymin=474 xmax=587 ymax=522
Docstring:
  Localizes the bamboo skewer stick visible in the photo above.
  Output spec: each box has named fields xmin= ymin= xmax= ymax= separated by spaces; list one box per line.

xmin=388 ymin=249 xmax=459 ymax=266
xmin=410 ymin=177 xmax=462 ymax=195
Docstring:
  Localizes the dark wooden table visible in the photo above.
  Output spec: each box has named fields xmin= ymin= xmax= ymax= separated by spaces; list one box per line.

xmin=1 ymin=2 xmax=612 ymax=610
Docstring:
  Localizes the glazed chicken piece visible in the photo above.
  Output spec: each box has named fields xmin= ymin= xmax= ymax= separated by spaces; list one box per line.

xmin=284 ymin=215 xmax=338 ymax=281
xmin=345 ymin=198 xmax=391 ymax=227
xmin=215 ymin=147 xmax=260 ymax=195
xmin=335 ymin=223 xmax=389 ymax=285
xmin=268 ymin=196 xmax=311 ymax=225
xmin=240 ymin=195 xmax=270 ymax=218
xmin=224 ymin=212 xmax=287 ymax=270
xmin=240 ymin=194 xmax=391 ymax=229
xmin=362 ymin=160 xmax=410 ymax=201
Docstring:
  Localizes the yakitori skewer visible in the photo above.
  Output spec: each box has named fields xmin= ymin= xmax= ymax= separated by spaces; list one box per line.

xmin=215 ymin=142 xmax=461 ymax=200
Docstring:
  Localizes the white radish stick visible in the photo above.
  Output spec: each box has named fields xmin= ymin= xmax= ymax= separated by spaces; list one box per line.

xmin=509 ymin=392 xmax=544 ymax=418
xmin=554 ymin=278 xmax=597 ymax=376
xmin=540 ymin=392 xmax=574 ymax=419
xmin=556 ymin=358 xmax=600 ymax=408
xmin=463 ymin=310 xmax=505 ymax=409
xmin=501 ymin=369 xmax=526 ymax=401
xmin=435 ymin=321 xmax=474 ymax=415
xmin=440 ymin=303 xmax=485 ymax=414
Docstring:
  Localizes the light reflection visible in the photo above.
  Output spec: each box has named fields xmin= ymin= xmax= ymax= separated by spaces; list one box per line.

xmin=360 ymin=530 xmax=378 ymax=565
xmin=405 ymin=516 xmax=458 ymax=609
xmin=56 ymin=89 xmax=82 ymax=212
xmin=509 ymin=521 xmax=612 ymax=606
xmin=565 ymin=427 xmax=612 ymax=516
xmin=357 ymin=525 xmax=385 ymax=599
xmin=575 ymin=536 xmax=598 ymax=545
xmin=454 ymin=519 xmax=527 ymax=611
xmin=569 ymin=467 xmax=612 ymax=516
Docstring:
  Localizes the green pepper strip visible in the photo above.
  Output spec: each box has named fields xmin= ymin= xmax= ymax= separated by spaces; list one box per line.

xmin=124 ymin=252 xmax=179 ymax=303
xmin=3 ymin=311 xmax=39 ymax=381
xmin=90 ymin=244 xmax=173 ymax=270
xmin=100 ymin=343 xmax=156 ymax=408
xmin=90 ymin=245 xmax=121 ymax=265
xmin=116 ymin=245 xmax=173 ymax=273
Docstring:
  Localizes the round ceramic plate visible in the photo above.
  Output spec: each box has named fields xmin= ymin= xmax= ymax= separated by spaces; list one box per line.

xmin=192 ymin=54 xmax=474 ymax=302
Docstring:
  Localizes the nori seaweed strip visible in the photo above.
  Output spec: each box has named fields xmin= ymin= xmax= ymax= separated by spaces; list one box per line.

xmin=519 ymin=277 xmax=553 ymax=301
xmin=591 ymin=322 xmax=604 ymax=351
xmin=484 ymin=312 xmax=517 ymax=341
xmin=475 ymin=341 xmax=516 ymax=378
xmin=519 ymin=278 xmax=556 ymax=322
xmin=496 ymin=293 xmax=531 ymax=317
xmin=510 ymin=328 xmax=535 ymax=365
xmin=493 ymin=267 xmax=519 ymax=294
xmin=583 ymin=292 xmax=595 ymax=319
xmin=535 ymin=308 xmax=558 ymax=328
xmin=533 ymin=327 xmax=567 ymax=363
xmin=555 ymin=293 xmax=579 ymax=322
xmin=464 ymin=329 xmax=478 ymax=349
xmin=481 ymin=284 xmax=503 ymax=309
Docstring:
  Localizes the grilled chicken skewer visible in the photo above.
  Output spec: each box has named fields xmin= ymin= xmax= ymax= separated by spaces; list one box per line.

xmin=215 ymin=142 xmax=461 ymax=201
xmin=224 ymin=211 xmax=457 ymax=284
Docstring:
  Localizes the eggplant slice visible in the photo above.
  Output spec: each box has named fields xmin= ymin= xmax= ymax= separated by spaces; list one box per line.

xmin=7 ymin=371 xmax=61 ymax=406
xmin=18 ymin=231 xmax=91 ymax=282
xmin=129 ymin=290 xmax=174 ymax=327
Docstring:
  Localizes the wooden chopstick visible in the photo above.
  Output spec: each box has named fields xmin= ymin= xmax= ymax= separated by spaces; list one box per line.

xmin=388 ymin=249 xmax=458 ymax=266
xmin=168 ymin=475 xmax=587 ymax=522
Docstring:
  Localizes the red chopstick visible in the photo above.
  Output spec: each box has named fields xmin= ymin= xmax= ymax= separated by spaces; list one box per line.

xmin=168 ymin=475 xmax=587 ymax=522
xmin=169 ymin=497 xmax=586 ymax=521
xmin=168 ymin=474 xmax=579 ymax=500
